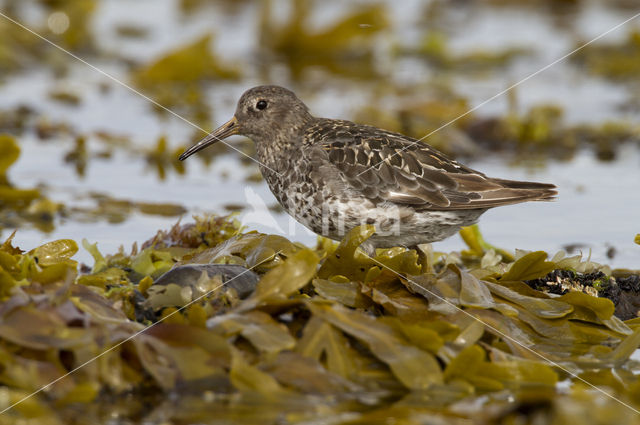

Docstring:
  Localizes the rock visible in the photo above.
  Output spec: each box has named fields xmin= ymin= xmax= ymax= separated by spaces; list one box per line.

xmin=145 ymin=264 xmax=260 ymax=310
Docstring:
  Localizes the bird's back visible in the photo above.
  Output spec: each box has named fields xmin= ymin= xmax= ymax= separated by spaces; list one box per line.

xmin=302 ymin=118 xmax=557 ymax=211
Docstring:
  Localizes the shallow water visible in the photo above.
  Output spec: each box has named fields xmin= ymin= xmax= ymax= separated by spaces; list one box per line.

xmin=8 ymin=135 xmax=639 ymax=268
xmin=1 ymin=0 xmax=639 ymax=268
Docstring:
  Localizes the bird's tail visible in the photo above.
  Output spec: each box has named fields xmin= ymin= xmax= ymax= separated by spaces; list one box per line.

xmin=491 ymin=178 xmax=558 ymax=202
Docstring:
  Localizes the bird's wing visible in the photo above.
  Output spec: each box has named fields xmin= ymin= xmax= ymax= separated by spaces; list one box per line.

xmin=309 ymin=120 xmax=556 ymax=210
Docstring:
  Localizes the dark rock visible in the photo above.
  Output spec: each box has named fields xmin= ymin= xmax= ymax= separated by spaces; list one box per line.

xmin=153 ymin=264 xmax=260 ymax=299
xmin=525 ymin=269 xmax=640 ymax=320
xmin=601 ymin=275 xmax=640 ymax=321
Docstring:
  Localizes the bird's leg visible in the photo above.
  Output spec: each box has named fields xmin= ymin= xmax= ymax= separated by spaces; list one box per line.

xmin=359 ymin=241 xmax=376 ymax=258
xmin=411 ymin=243 xmax=434 ymax=274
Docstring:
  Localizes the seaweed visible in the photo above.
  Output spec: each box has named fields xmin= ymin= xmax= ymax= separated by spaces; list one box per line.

xmin=0 ymin=216 xmax=639 ymax=423
xmin=572 ymin=30 xmax=640 ymax=81
xmin=0 ymin=134 xmax=55 ymax=231
xmin=132 ymin=34 xmax=240 ymax=123
xmin=48 ymin=88 xmax=81 ymax=106
xmin=39 ymin=0 xmax=98 ymax=52
xmin=466 ymin=104 xmax=640 ymax=161
xmin=259 ymin=0 xmax=388 ymax=80
xmin=412 ymin=31 xmax=531 ymax=72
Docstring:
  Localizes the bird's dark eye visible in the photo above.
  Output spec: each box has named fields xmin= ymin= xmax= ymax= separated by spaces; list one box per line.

xmin=256 ymin=100 xmax=268 ymax=110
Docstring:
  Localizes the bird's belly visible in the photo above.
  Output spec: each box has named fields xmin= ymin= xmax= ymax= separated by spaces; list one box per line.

xmin=270 ymin=181 xmax=485 ymax=247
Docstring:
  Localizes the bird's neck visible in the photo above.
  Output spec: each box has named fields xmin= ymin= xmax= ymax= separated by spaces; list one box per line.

xmin=255 ymin=136 xmax=298 ymax=178
xmin=254 ymin=117 xmax=315 ymax=174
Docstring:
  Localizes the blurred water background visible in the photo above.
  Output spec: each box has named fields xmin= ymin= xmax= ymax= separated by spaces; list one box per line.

xmin=0 ymin=0 xmax=639 ymax=267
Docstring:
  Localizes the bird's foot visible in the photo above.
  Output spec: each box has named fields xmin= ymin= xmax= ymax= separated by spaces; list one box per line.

xmin=412 ymin=243 xmax=434 ymax=274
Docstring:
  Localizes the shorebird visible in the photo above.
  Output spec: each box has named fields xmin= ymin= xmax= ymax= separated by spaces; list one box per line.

xmin=179 ymin=85 xmax=556 ymax=251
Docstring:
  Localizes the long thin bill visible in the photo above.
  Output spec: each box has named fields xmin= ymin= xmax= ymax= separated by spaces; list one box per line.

xmin=179 ymin=116 xmax=239 ymax=161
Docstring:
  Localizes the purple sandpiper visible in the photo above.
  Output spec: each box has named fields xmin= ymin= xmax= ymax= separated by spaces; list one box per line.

xmin=180 ymin=85 xmax=557 ymax=251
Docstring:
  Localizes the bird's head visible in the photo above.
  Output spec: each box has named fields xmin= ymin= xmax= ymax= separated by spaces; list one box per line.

xmin=179 ymin=85 xmax=313 ymax=161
